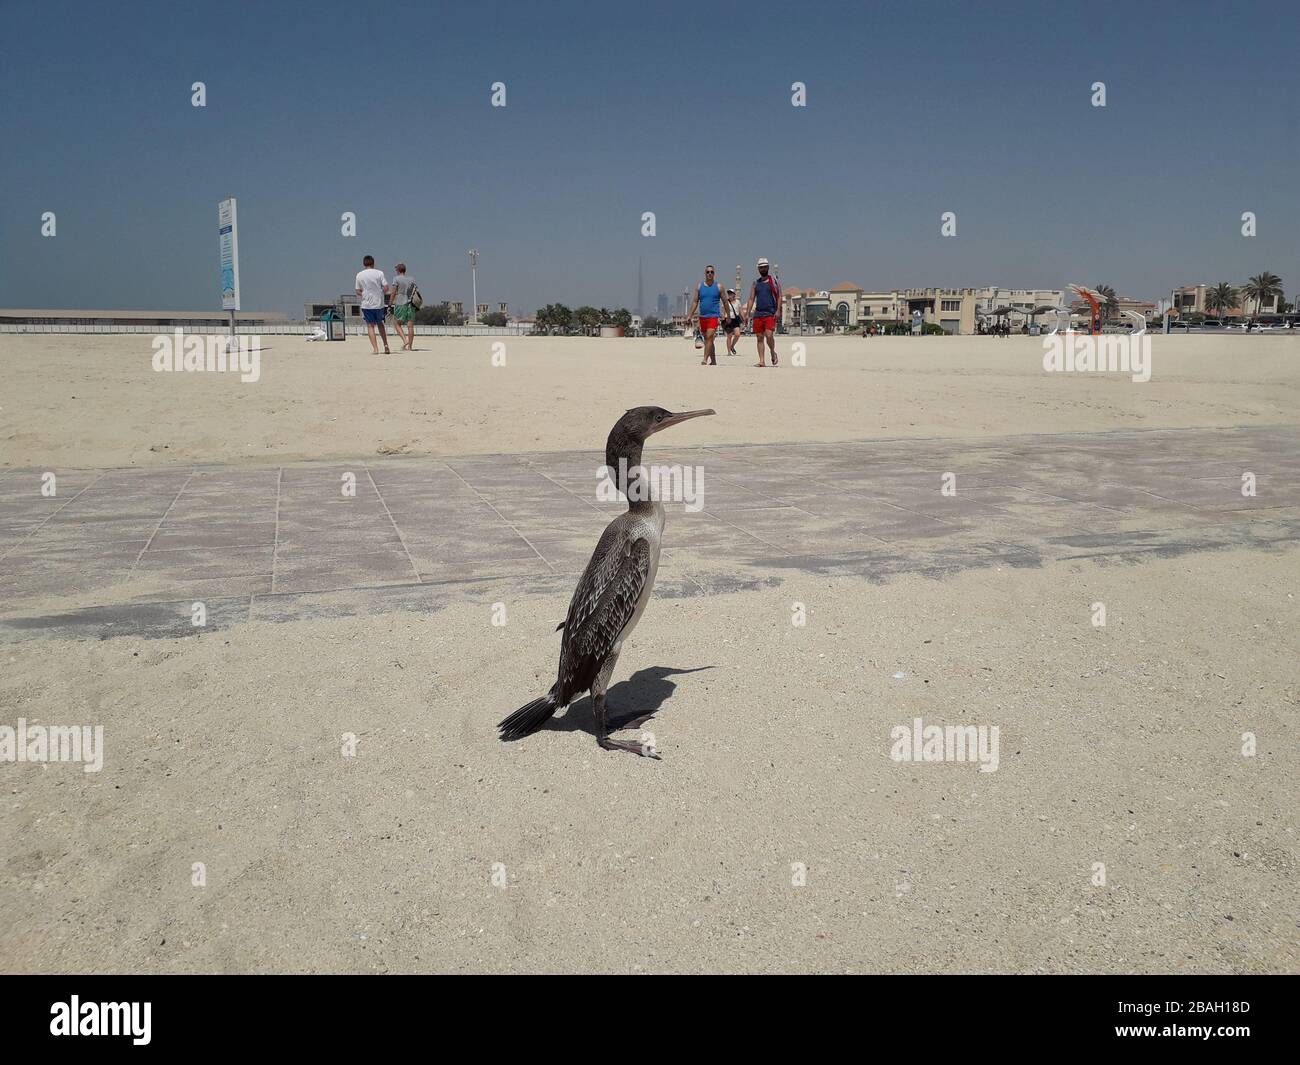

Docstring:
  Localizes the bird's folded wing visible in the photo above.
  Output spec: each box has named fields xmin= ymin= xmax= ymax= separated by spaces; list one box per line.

xmin=559 ymin=535 xmax=651 ymax=694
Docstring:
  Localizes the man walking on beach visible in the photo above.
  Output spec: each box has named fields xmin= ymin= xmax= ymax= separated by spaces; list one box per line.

xmin=355 ymin=254 xmax=390 ymax=355
xmin=685 ymin=265 xmax=724 ymax=366
xmin=388 ymin=263 xmax=418 ymax=351
xmin=744 ymin=257 xmax=782 ymax=366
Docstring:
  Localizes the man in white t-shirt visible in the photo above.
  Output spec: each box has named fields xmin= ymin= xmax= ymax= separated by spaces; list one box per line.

xmin=354 ymin=254 xmax=390 ymax=354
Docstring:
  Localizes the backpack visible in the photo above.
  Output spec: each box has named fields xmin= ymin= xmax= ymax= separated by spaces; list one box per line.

xmin=408 ymin=282 xmax=423 ymax=310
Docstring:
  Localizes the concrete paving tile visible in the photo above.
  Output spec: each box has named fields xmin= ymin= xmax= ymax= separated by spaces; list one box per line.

xmin=4 ymin=425 xmax=1299 ymax=636
xmin=274 ymin=528 xmax=404 ymax=554
xmin=418 ymin=557 xmax=555 ymax=583
xmin=403 ymin=538 xmax=542 ymax=568
xmin=122 ymin=574 xmax=273 ymax=601
xmin=18 ymin=519 xmax=160 ymax=545
xmin=147 ymin=522 xmax=279 ymax=551
xmin=270 ymin=555 xmax=420 ymax=594
xmin=134 ymin=546 xmax=275 ymax=580
xmin=1 ymin=540 xmax=145 ymax=573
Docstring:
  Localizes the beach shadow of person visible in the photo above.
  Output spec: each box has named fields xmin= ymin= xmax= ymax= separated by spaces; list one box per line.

xmin=546 ymin=665 xmax=715 ymax=736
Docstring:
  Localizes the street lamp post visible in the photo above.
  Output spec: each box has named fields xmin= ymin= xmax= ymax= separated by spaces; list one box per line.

xmin=469 ymin=249 xmax=479 ymax=324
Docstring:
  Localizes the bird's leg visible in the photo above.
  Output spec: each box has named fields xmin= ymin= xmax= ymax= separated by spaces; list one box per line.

xmin=594 ymin=692 xmax=659 ymax=758
xmin=592 ymin=653 xmax=659 ymax=759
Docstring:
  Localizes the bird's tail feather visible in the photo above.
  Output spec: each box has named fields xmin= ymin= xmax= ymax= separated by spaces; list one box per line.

xmin=498 ymin=686 xmax=560 ymax=741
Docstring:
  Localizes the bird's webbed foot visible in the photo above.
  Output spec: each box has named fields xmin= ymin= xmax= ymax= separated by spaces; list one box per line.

xmin=597 ymin=734 xmax=661 ymax=759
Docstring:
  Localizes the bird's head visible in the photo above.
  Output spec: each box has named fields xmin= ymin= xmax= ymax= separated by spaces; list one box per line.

xmin=605 ymin=406 xmax=716 ymax=491
xmin=617 ymin=406 xmax=716 ymax=443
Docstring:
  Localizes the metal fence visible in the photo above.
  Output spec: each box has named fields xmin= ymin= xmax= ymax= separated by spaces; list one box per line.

xmin=0 ymin=322 xmax=533 ymax=336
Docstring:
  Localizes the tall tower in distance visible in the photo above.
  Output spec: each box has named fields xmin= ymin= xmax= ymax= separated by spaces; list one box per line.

xmin=637 ymin=255 xmax=644 ymax=316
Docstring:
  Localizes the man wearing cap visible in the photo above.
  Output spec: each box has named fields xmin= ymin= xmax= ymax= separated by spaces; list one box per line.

xmin=744 ymin=257 xmax=782 ymax=366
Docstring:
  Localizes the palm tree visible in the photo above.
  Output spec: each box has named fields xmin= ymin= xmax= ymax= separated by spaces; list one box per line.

xmin=1242 ymin=272 xmax=1283 ymax=316
xmin=1092 ymin=283 xmax=1120 ymax=321
xmin=575 ymin=306 xmax=602 ymax=336
xmin=1204 ymin=282 xmax=1239 ymax=319
xmin=537 ymin=303 xmax=572 ymax=335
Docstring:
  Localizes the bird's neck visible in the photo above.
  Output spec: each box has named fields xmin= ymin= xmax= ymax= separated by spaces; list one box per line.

xmin=606 ymin=436 xmax=657 ymax=514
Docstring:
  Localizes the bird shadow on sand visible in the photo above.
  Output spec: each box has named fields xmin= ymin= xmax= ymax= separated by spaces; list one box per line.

xmin=545 ymin=665 xmax=715 ymax=737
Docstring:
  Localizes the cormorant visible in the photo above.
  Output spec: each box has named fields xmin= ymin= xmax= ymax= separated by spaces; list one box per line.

xmin=498 ymin=406 xmax=716 ymax=757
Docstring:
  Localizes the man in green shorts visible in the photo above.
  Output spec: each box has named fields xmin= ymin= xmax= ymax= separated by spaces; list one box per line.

xmin=388 ymin=263 xmax=419 ymax=351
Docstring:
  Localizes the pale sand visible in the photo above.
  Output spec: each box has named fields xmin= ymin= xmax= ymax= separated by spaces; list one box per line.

xmin=2 ymin=333 xmax=1298 ymax=469
xmin=1 ymin=551 xmax=1295 ymax=973
xmin=1 ymin=333 xmax=1297 ymax=973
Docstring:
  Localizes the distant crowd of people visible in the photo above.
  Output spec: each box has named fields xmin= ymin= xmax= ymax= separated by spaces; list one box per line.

xmin=353 ymin=255 xmax=422 ymax=354
xmin=977 ymin=321 xmax=1028 ymax=337
xmin=686 ymin=258 xmax=783 ymax=367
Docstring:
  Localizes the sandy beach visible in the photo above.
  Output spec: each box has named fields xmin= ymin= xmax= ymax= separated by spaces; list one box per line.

xmin=3 ymin=333 xmax=1298 ymax=469
xmin=2 ymin=552 xmax=1296 ymax=974
xmin=1 ymin=333 xmax=1297 ymax=973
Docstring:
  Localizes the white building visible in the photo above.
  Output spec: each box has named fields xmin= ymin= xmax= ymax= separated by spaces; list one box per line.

xmin=973 ymin=287 xmax=1066 ymax=317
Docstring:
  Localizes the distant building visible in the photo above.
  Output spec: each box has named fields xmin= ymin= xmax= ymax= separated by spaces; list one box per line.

xmin=826 ymin=283 xmax=864 ymax=328
xmin=781 ymin=285 xmax=976 ymax=332
xmin=1117 ymin=296 xmax=1156 ymax=318
xmin=656 ymin=293 xmax=670 ymax=317
xmin=1068 ymin=295 xmax=1157 ymax=320
xmin=305 ymin=295 xmax=360 ymax=321
xmin=902 ymin=289 xmax=979 ymax=334
xmin=783 ymin=284 xmax=905 ymax=330
xmin=781 ymin=287 xmax=822 ymax=327
xmin=1171 ymin=283 xmax=1279 ymax=318
xmin=851 ymin=292 xmax=906 ymax=325
xmin=973 ymin=287 xmax=1065 ymax=317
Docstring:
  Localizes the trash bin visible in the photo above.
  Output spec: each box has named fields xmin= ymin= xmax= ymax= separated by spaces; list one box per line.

xmin=321 ymin=309 xmax=344 ymax=341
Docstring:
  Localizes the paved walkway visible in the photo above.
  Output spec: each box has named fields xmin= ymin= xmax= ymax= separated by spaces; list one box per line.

xmin=2 ymin=425 xmax=1297 ymax=641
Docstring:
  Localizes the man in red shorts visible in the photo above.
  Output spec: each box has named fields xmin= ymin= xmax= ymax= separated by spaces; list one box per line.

xmin=685 ymin=265 xmax=724 ymax=366
xmin=744 ymin=256 xmax=782 ymax=366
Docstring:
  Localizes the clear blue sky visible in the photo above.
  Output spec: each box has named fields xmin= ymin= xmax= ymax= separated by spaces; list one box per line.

xmin=2 ymin=0 xmax=1297 ymax=316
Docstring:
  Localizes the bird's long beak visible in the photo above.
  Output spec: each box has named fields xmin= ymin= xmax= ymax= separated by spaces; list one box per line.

xmin=649 ymin=408 xmax=716 ymax=434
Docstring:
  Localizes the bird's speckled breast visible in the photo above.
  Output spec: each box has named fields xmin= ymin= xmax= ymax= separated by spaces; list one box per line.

xmin=616 ymin=502 xmax=665 ymax=652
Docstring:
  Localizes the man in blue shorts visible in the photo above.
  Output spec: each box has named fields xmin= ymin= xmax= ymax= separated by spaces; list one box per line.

xmin=355 ymin=254 xmax=391 ymax=355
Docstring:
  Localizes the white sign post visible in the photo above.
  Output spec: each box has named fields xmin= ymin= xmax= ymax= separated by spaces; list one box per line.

xmin=218 ymin=198 xmax=240 ymax=344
